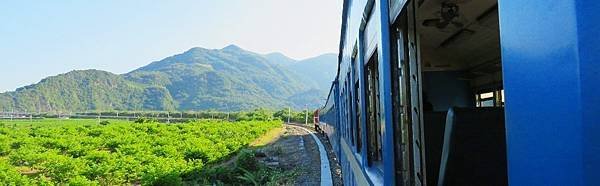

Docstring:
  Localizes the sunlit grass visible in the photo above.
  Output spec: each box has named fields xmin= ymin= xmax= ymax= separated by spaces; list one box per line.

xmin=250 ymin=127 xmax=285 ymax=148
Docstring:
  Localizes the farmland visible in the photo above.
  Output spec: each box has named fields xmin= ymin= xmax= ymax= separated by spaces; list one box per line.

xmin=0 ymin=119 xmax=282 ymax=185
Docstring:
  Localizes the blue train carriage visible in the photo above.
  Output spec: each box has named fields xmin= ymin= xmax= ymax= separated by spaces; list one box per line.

xmin=319 ymin=82 xmax=341 ymax=153
xmin=322 ymin=0 xmax=600 ymax=185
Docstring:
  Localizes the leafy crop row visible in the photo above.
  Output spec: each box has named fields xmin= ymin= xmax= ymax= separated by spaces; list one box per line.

xmin=0 ymin=119 xmax=281 ymax=185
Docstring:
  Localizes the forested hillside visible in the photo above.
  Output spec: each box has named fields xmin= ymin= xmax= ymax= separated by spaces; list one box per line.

xmin=0 ymin=45 xmax=336 ymax=112
xmin=0 ymin=70 xmax=175 ymax=112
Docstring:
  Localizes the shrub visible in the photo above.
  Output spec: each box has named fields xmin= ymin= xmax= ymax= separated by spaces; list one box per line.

xmin=147 ymin=171 xmax=183 ymax=186
xmin=99 ymin=120 xmax=110 ymax=125
xmin=184 ymin=149 xmax=209 ymax=163
xmin=134 ymin=117 xmax=158 ymax=124
xmin=236 ymin=150 xmax=257 ymax=171
xmin=67 ymin=176 xmax=99 ymax=186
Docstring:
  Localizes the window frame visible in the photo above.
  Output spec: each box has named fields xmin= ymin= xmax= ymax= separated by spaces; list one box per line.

xmin=364 ymin=49 xmax=384 ymax=170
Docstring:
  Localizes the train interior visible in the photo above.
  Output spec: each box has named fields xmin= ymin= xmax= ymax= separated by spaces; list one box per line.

xmin=416 ymin=0 xmax=507 ymax=185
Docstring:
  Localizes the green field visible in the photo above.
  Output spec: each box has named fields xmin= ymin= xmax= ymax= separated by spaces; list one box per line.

xmin=0 ymin=119 xmax=281 ymax=185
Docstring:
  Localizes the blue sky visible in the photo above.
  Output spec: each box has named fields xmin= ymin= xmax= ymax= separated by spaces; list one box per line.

xmin=0 ymin=0 xmax=343 ymax=92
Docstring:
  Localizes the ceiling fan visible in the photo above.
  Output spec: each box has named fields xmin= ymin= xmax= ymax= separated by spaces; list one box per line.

xmin=422 ymin=2 xmax=465 ymax=29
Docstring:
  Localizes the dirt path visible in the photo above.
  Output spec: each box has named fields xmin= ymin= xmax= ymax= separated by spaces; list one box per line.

xmin=256 ymin=125 xmax=320 ymax=185
xmin=254 ymin=124 xmax=343 ymax=185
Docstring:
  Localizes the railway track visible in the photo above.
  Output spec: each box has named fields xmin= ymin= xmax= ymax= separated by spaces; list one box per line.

xmin=283 ymin=123 xmax=343 ymax=186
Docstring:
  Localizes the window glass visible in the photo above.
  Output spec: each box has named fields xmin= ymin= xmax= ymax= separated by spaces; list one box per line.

xmin=480 ymin=92 xmax=494 ymax=99
xmin=365 ymin=52 xmax=382 ymax=167
xmin=481 ymin=100 xmax=494 ymax=107
xmin=501 ymin=89 xmax=505 ymax=103
xmin=476 ymin=90 xmax=504 ymax=107
xmin=352 ymin=56 xmax=362 ymax=153
xmin=355 ymin=79 xmax=362 ymax=152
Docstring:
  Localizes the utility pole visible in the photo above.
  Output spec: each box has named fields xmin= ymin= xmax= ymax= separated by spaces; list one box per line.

xmin=287 ymin=107 xmax=291 ymax=124
xmin=224 ymin=103 xmax=231 ymax=121
xmin=305 ymin=104 xmax=308 ymax=125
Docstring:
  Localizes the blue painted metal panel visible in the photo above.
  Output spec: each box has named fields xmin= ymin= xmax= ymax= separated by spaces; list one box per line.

xmin=576 ymin=1 xmax=600 ymax=185
xmin=499 ymin=0 xmax=599 ymax=185
xmin=375 ymin=0 xmax=397 ymax=185
xmin=357 ymin=26 xmax=370 ymax=180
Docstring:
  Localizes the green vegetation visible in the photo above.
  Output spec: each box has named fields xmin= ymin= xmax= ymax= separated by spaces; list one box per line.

xmin=0 ymin=70 xmax=176 ymax=113
xmin=0 ymin=46 xmax=334 ymax=112
xmin=0 ymin=119 xmax=283 ymax=185
xmin=273 ymin=109 xmax=312 ymax=123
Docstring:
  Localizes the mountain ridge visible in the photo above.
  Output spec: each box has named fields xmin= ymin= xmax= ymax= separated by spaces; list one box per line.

xmin=0 ymin=45 xmax=337 ymax=112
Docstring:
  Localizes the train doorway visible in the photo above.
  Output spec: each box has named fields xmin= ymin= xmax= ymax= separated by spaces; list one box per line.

xmin=391 ymin=0 xmax=506 ymax=185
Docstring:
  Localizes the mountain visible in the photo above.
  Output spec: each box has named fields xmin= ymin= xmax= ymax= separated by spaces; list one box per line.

xmin=264 ymin=52 xmax=297 ymax=66
xmin=289 ymin=54 xmax=338 ymax=91
xmin=0 ymin=45 xmax=337 ymax=112
xmin=0 ymin=70 xmax=175 ymax=112
xmin=125 ymin=45 xmax=310 ymax=111
xmin=264 ymin=53 xmax=338 ymax=91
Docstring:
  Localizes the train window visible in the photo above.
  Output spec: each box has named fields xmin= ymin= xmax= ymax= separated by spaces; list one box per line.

xmin=347 ymin=73 xmax=355 ymax=146
xmin=345 ymin=89 xmax=348 ymax=139
xmin=475 ymin=89 xmax=504 ymax=107
xmin=476 ymin=92 xmax=494 ymax=107
xmin=345 ymin=79 xmax=351 ymax=141
xmin=501 ymin=89 xmax=505 ymax=104
xmin=341 ymin=90 xmax=345 ymax=139
xmin=344 ymin=89 xmax=350 ymax=139
xmin=390 ymin=6 xmax=412 ymax=184
xmin=343 ymin=84 xmax=346 ymax=139
xmin=481 ymin=99 xmax=494 ymax=107
xmin=364 ymin=51 xmax=383 ymax=168
xmin=480 ymin=92 xmax=493 ymax=99
xmin=354 ymin=57 xmax=362 ymax=153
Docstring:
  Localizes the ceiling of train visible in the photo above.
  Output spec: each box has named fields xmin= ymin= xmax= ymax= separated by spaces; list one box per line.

xmin=417 ymin=0 xmax=501 ymax=73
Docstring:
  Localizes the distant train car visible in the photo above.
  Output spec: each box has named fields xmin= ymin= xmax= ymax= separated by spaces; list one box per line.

xmin=319 ymin=0 xmax=599 ymax=185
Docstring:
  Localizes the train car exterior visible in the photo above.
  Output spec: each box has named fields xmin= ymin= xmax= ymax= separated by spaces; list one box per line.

xmin=319 ymin=0 xmax=599 ymax=185
xmin=319 ymin=83 xmax=339 ymax=150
